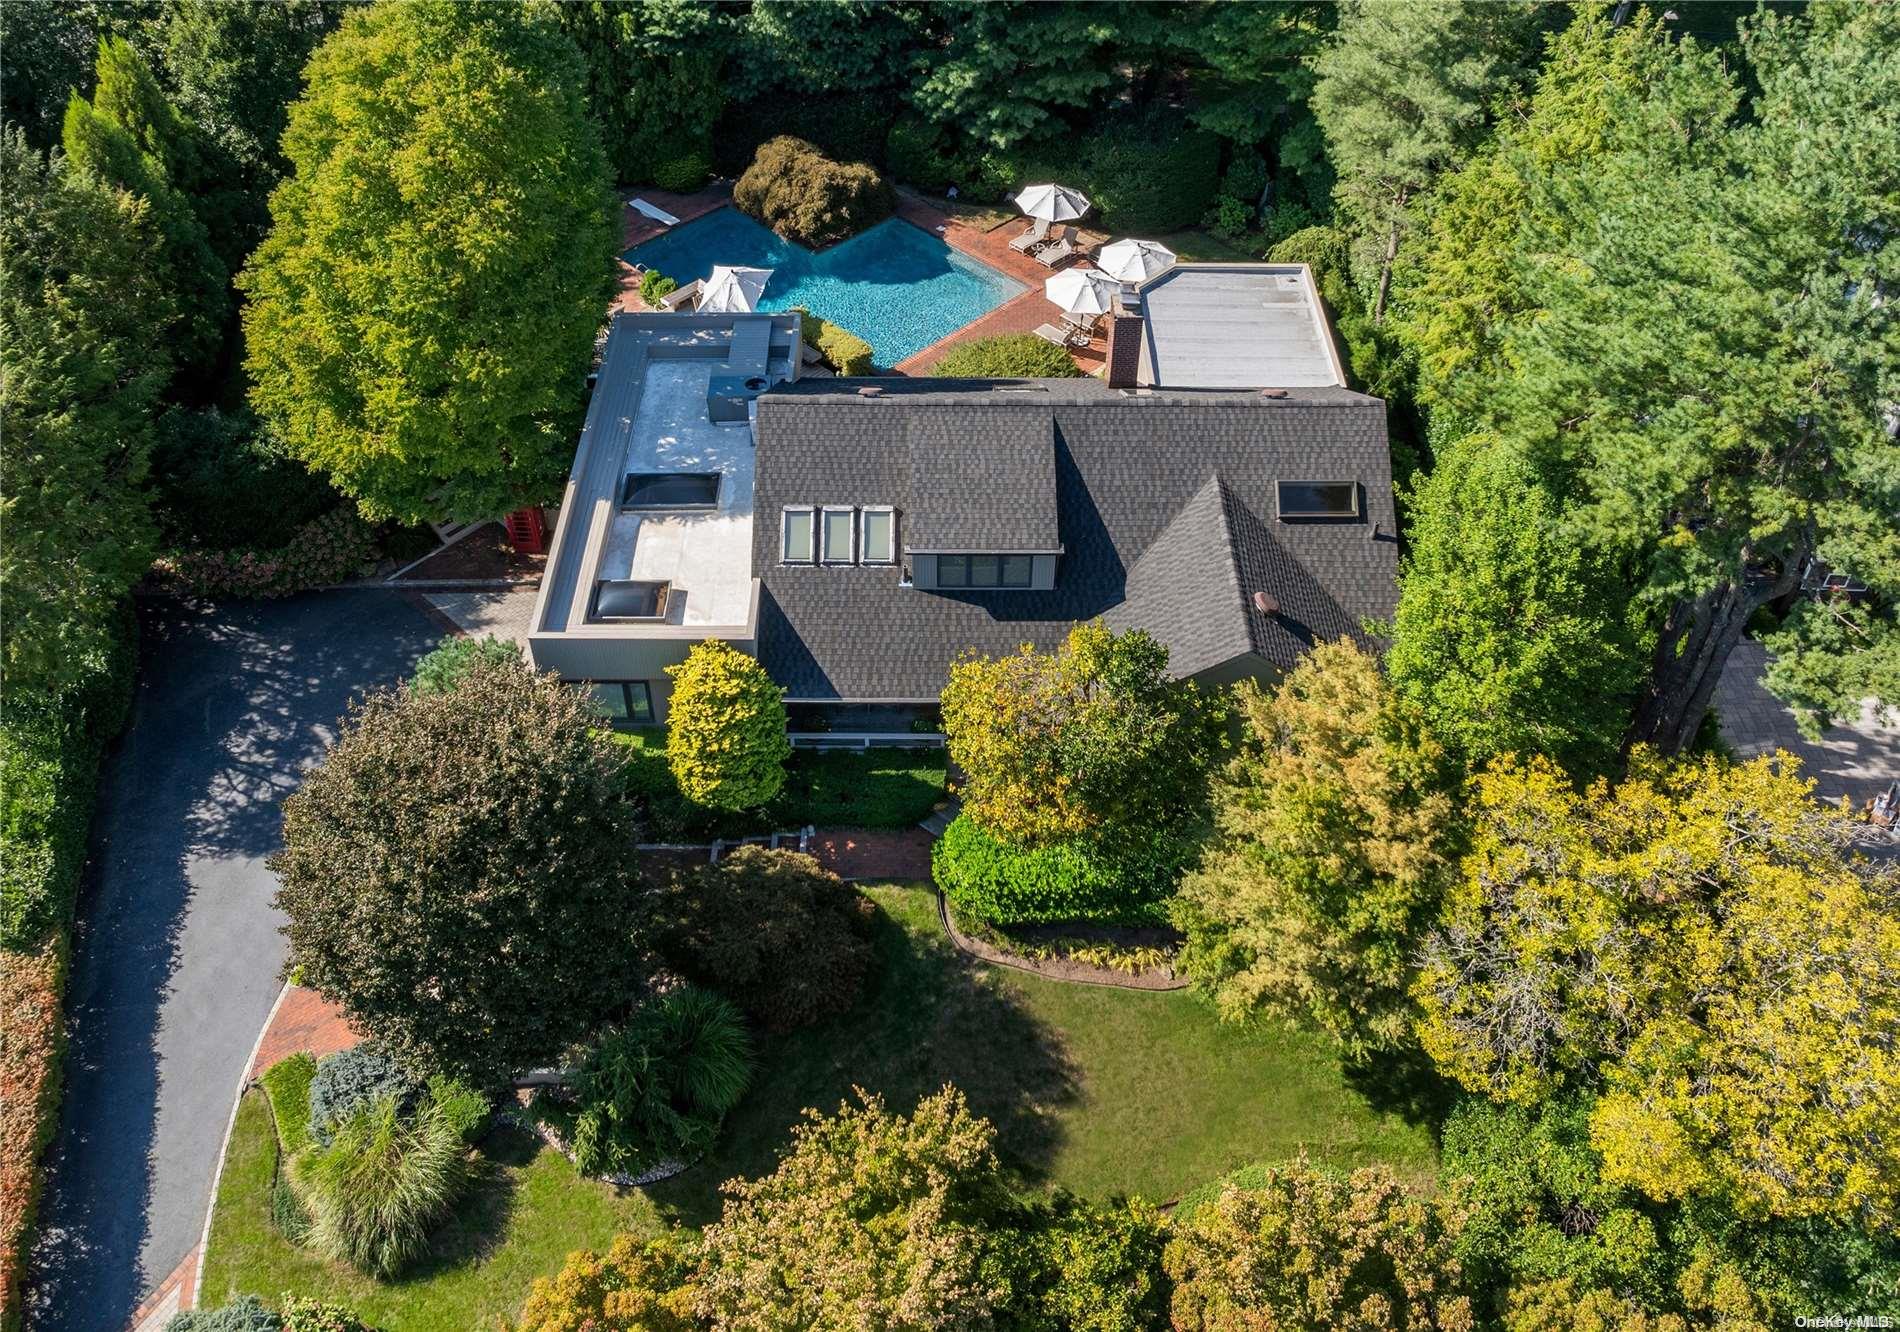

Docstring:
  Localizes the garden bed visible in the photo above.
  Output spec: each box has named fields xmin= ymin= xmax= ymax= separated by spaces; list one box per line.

xmin=938 ymin=898 xmax=1187 ymax=990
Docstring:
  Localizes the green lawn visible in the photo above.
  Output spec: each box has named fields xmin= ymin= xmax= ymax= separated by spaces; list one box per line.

xmin=198 ymin=1092 xmax=663 ymax=1331
xmin=610 ymin=729 xmax=947 ymax=840
xmin=648 ymin=885 xmax=1436 ymax=1222
xmin=1151 ymin=228 xmax=1267 ymax=263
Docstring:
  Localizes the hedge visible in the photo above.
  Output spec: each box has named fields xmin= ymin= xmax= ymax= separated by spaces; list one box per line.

xmin=716 ymin=92 xmax=890 ymax=178
xmin=1 ymin=603 xmax=137 ymax=1327
xmin=163 ymin=507 xmax=377 ymax=601
xmin=795 ymin=307 xmax=875 ymax=376
xmin=930 ymin=334 xmax=1084 ymax=379
xmin=931 ymin=814 xmax=1192 ymax=927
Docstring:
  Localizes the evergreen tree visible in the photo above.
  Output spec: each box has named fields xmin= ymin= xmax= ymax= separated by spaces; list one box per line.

xmin=0 ymin=129 xmax=169 ymax=696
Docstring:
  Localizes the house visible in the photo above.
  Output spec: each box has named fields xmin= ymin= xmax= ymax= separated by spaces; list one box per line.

xmin=527 ymin=265 xmax=1398 ymax=729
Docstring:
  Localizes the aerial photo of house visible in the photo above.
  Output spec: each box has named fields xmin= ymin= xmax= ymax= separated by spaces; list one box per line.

xmin=3 ymin=3 xmax=1894 ymax=1331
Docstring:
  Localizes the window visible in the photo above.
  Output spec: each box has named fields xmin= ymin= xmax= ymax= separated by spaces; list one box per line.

xmin=781 ymin=507 xmax=814 ymax=563
xmin=860 ymin=508 xmax=895 ymax=564
xmin=1276 ymin=480 xmax=1361 ymax=521
xmin=821 ymin=507 xmax=855 ymax=563
xmin=622 ymin=473 xmax=719 ymax=508
xmin=592 ymin=579 xmax=669 ymax=620
xmin=586 ymin=680 xmax=654 ymax=723
xmin=935 ymin=553 xmax=1033 ymax=589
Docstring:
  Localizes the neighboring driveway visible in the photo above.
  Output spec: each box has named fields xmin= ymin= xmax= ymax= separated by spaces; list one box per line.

xmin=25 ymin=591 xmax=442 ymax=1332
xmin=1716 ymin=639 xmax=1900 ymax=806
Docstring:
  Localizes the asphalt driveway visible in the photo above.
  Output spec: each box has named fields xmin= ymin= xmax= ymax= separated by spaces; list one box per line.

xmin=25 ymin=591 xmax=443 ymax=1331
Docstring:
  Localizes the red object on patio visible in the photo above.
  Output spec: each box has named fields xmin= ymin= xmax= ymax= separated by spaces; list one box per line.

xmin=504 ymin=507 xmax=546 ymax=554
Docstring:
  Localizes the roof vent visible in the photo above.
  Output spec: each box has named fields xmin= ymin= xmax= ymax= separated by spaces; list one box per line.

xmin=1252 ymin=591 xmax=1279 ymax=615
xmin=1260 ymin=388 xmax=1289 ymax=399
xmin=856 ymin=385 xmax=883 ymax=398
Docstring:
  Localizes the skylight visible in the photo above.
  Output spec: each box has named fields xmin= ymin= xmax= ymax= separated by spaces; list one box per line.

xmin=1275 ymin=480 xmax=1361 ymax=521
xmin=622 ymin=473 xmax=720 ymax=508
xmin=591 ymin=579 xmax=669 ymax=620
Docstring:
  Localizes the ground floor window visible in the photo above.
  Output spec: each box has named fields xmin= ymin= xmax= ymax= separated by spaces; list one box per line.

xmin=585 ymin=679 xmax=655 ymax=723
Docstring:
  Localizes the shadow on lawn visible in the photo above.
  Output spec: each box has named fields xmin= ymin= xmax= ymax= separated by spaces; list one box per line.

xmin=1342 ymin=1043 xmax=1459 ymax=1135
xmin=648 ymin=893 xmax=1078 ymax=1225
xmin=394 ymin=1122 xmax=537 ymax=1284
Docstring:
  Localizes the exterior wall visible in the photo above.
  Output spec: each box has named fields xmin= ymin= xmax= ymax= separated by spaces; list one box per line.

xmin=908 ymin=551 xmax=1059 ymax=592
xmin=1188 ymin=651 xmax=1281 ymax=694
xmin=527 ymin=632 xmax=757 ymax=723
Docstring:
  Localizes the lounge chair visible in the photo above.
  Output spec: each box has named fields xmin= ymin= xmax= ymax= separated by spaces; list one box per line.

xmin=1062 ymin=311 xmax=1102 ymax=341
xmin=1033 ymin=322 xmax=1083 ymax=349
xmin=1008 ymin=217 xmax=1052 ymax=254
xmin=1034 ymin=228 xmax=1078 ymax=268
xmin=658 ymin=279 xmax=702 ymax=312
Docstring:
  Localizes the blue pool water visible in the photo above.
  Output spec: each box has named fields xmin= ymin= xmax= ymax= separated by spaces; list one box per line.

xmin=626 ymin=210 xmax=1024 ymax=367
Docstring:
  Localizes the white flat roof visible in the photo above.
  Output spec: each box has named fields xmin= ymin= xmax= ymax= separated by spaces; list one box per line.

xmin=1138 ymin=264 xmax=1345 ymax=390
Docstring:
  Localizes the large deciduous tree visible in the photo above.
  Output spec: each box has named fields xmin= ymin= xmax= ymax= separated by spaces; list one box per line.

xmin=241 ymin=0 xmax=616 ymax=524
xmin=940 ymin=623 xmax=1228 ymax=847
xmin=1173 ymin=640 xmax=1456 ymax=1060
xmin=1387 ymin=431 xmax=1647 ymax=780
xmin=1486 ymin=3 xmax=1899 ymax=749
xmin=1417 ymin=751 xmax=1900 ymax=1229
xmin=1163 ymin=1159 xmax=1476 ymax=1331
xmin=272 ymin=656 xmax=645 ymax=1086
xmin=1309 ymin=0 xmax=1549 ymax=323
xmin=0 ymin=129 xmax=168 ymax=697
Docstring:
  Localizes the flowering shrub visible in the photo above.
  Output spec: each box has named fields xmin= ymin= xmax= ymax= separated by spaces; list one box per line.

xmin=165 ymin=506 xmax=375 ymax=600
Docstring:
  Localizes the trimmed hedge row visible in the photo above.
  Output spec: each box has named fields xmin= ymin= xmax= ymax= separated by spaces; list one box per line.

xmin=931 ymin=814 xmax=1191 ymax=927
xmin=796 ymin=307 xmax=875 ymax=376
xmin=931 ymin=334 xmax=1084 ymax=379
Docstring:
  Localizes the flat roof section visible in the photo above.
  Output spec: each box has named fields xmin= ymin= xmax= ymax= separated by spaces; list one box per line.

xmin=1138 ymin=265 xmax=1345 ymax=390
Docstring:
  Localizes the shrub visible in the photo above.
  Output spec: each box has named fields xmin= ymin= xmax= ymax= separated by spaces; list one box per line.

xmin=931 ymin=333 xmax=1083 ymax=379
xmin=293 ymin=1091 xmax=469 ymax=1278
xmin=664 ymin=641 xmax=790 ymax=812
xmin=260 ymin=1052 xmax=318 ymax=1155
xmin=1029 ymin=1195 xmax=1171 ymax=1332
xmin=307 ymin=1043 xmax=417 ymax=1149
xmin=166 ymin=1295 xmax=281 ymax=1331
xmin=279 ymin=1299 xmax=381 ymax=1332
xmin=410 ymin=635 xmax=521 ymax=697
xmin=793 ymin=307 xmax=874 ymax=376
xmin=1048 ymin=107 xmax=1220 ymax=234
xmin=640 ymin=267 xmax=679 ymax=307
xmin=933 ymin=814 xmax=1191 ymax=927
xmin=650 ymin=145 xmax=711 ymax=193
xmin=535 ymin=986 xmax=752 ymax=1177
xmin=424 ymin=1073 xmax=491 ymax=1144
xmin=651 ymin=846 xmax=875 ymax=1032
xmin=273 ymin=656 xmax=646 ymax=1086
xmin=733 ymin=136 xmax=893 ymax=248
xmin=164 ymin=506 xmax=377 ymax=601
xmin=151 ymin=407 xmax=339 ymax=552
xmin=514 ymin=1232 xmax=699 ymax=1331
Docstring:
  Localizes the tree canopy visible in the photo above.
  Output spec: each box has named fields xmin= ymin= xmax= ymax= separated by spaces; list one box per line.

xmin=241 ymin=0 xmax=616 ymax=523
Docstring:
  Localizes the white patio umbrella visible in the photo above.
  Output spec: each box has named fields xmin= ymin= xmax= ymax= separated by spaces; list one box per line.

xmin=698 ymin=265 xmax=773 ymax=313
xmin=1043 ymin=267 xmax=1120 ymax=317
xmin=1012 ymin=182 xmax=1092 ymax=222
xmin=1097 ymin=238 xmax=1176 ymax=284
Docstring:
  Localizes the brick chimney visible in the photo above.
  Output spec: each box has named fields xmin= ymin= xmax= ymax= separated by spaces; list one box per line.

xmin=1104 ymin=314 xmax=1142 ymax=389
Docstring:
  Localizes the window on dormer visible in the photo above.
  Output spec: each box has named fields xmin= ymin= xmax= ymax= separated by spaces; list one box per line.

xmin=781 ymin=507 xmax=814 ymax=563
xmin=861 ymin=508 xmax=895 ymax=564
xmin=821 ymin=507 xmax=855 ymax=563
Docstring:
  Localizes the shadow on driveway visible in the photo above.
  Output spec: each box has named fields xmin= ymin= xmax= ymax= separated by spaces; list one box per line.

xmin=25 ymin=590 xmax=442 ymax=1332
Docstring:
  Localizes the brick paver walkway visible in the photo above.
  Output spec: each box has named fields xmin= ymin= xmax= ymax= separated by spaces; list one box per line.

xmin=809 ymin=827 xmax=936 ymax=882
xmin=249 ymin=986 xmax=360 ymax=1080
xmin=1716 ymin=639 xmax=1899 ymax=807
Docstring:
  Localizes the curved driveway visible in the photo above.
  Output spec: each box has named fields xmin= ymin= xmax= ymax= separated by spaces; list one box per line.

xmin=25 ymin=591 xmax=441 ymax=1331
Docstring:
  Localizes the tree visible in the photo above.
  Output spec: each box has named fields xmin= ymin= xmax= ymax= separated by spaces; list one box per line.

xmin=694 ymin=1088 xmax=1023 ymax=1329
xmin=930 ymin=333 xmax=1084 ymax=379
xmin=531 ymin=0 xmax=723 ymax=185
xmin=1173 ymin=640 xmax=1456 ymax=1059
xmin=650 ymin=846 xmax=874 ymax=1032
xmin=61 ymin=35 xmax=229 ymax=374
xmin=410 ymin=635 xmax=522 ymax=696
xmin=1485 ymin=4 xmax=1899 ymax=749
xmin=940 ymin=622 xmax=1228 ymax=846
xmin=1416 ymin=751 xmax=1900 ymax=1228
xmin=514 ymin=1233 xmax=699 ymax=1332
xmin=663 ymin=641 xmax=790 ymax=811
xmin=732 ymin=135 xmax=893 ymax=248
xmin=1027 ymin=1195 xmax=1170 ymax=1332
xmin=1180 ymin=1 xmax=1334 ymax=200
xmin=1500 ymin=1281 xmax=1687 ymax=1332
xmin=1309 ymin=0 xmax=1548 ymax=322
xmin=1387 ymin=432 xmax=1646 ymax=780
xmin=728 ymin=0 xmax=924 ymax=103
xmin=0 ymin=129 xmax=168 ymax=698
xmin=0 ymin=1 xmax=106 ymax=150
xmin=241 ymin=0 xmax=616 ymax=523
xmin=1163 ymin=1159 xmax=1476 ymax=1331
xmin=272 ymin=655 xmax=646 ymax=1086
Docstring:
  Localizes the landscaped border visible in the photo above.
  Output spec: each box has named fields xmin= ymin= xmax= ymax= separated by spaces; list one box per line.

xmin=934 ymin=892 xmax=1187 ymax=991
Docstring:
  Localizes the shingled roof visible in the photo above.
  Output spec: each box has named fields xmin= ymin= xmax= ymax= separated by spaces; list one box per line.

xmin=905 ymin=406 xmax=1060 ymax=551
xmin=750 ymin=377 xmax=1397 ymax=701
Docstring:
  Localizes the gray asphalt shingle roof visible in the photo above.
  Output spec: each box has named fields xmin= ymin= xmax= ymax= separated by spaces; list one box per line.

xmin=905 ymin=406 xmax=1060 ymax=550
xmin=750 ymin=377 xmax=1397 ymax=701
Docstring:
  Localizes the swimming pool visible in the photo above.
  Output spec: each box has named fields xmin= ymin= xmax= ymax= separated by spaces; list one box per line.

xmin=625 ymin=209 xmax=1024 ymax=368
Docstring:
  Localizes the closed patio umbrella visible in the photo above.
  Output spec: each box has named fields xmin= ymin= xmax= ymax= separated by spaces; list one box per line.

xmin=1043 ymin=267 xmax=1120 ymax=317
xmin=1013 ymin=183 xmax=1092 ymax=222
xmin=1097 ymin=238 xmax=1176 ymax=284
xmin=698 ymin=265 xmax=773 ymax=313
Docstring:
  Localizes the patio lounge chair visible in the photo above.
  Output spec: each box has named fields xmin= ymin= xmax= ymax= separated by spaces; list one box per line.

xmin=1062 ymin=311 xmax=1102 ymax=341
xmin=1034 ymin=228 xmax=1078 ymax=268
xmin=1034 ymin=322 xmax=1084 ymax=349
xmin=1008 ymin=217 xmax=1052 ymax=254
xmin=658 ymin=279 xmax=702 ymax=312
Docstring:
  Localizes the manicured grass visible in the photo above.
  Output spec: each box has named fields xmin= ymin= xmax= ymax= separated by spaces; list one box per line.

xmin=649 ymin=885 xmax=1436 ymax=1222
xmin=1152 ymin=228 xmax=1265 ymax=263
xmin=258 ymin=1052 xmax=316 ymax=1154
xmin=609 ymin=728 xmax=947 ymax=840
xmin=198 ymin=1091 xmax=663 ymax=1331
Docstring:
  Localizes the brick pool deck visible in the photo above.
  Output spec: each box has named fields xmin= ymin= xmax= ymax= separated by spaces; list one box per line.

xmin=611 ymin=182 xmax=1105 ymax=374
